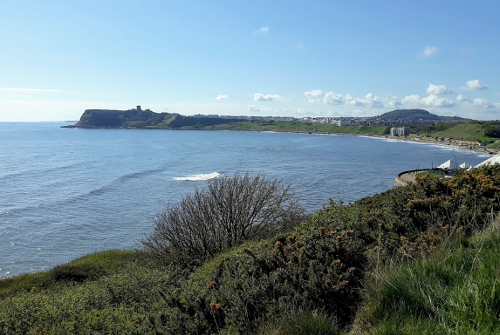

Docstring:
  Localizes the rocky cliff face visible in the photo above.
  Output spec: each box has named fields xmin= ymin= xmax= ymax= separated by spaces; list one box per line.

xmin=72 ymin=108 xmax=172 ymax=128
xmin=66 ymin=108 xmax=243 ymax=129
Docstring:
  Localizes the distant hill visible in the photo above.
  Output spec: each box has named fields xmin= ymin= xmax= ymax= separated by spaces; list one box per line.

xmin=68 ymin=108 xmax=173 ymax=128
xmin=64 ymin=107 xmax=247 ymax=129
xmin=376 ymin=109 xmax=471 ymax=123
xmin=64 ymin=107 xmax=479 ymax=133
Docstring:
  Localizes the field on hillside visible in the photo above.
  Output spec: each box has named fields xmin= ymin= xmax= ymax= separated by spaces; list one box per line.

xmin=190 ymin=120 xmax=389 ymax=136
xmin=419 ymin=122 xmax=500 ymax=146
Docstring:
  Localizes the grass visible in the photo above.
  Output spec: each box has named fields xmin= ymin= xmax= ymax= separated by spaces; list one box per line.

xmin=2 ymin=167 xmax=500 ymax=334
xmin=419 ymin=122 xmax=495 ymax=144
xmin=0 ymin=249 xmax=140 ymax=298
xmin=257 ymin=307 xmax=343 ymax=335
xmin=189 ymin=120 xmax=388 ymax=136
xmin=353 ymin=221 xmax=500 ymax=334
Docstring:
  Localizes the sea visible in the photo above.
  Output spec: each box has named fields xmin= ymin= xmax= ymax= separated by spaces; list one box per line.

xmin=0 ymin=122 xmax=490 ymax=278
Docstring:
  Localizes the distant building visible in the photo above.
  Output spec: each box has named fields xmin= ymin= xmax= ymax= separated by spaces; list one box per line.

xmin=334 ymin=119 xmax=351 ymax=126
xmin=390 ymin=127 xmax=410 ymax=137
xmin=137 ymin=105 xmax=142 ymax=111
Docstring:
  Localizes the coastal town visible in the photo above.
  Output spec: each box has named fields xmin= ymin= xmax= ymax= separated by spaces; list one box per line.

xmin=192 ymin=108 xmax=491 ymax=151
xmin=192 ymin=107 xmax=469 ymax=127
xmin=67 ymin=106 xmax=499 ymax=154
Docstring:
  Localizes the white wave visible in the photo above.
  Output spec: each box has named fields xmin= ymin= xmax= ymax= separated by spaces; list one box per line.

xmin=174 ymin=172 xmax=220 ymax=181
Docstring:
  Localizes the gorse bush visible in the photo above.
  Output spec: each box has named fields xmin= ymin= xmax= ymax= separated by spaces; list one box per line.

xmin=145 ymin=224 xmax=365 ymax=334
xmin=143 ymin=173 xmax=306 ymax=266
xmin=3 ymin=166 xmax=500 ymax=334
xmin=323 ymin=164 xmax=500 ymax=261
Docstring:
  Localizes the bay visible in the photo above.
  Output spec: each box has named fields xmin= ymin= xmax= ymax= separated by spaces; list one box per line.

xmin=0 ymin=122 xmax=489 ymax=278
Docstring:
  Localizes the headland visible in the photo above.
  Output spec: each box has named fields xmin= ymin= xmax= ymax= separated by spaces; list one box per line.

xmin=63 ymin=106 xmax=500 ymax=154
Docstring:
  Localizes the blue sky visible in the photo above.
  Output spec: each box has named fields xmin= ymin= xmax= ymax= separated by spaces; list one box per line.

xmin=1 ymin=0 xmax=499 ymax=121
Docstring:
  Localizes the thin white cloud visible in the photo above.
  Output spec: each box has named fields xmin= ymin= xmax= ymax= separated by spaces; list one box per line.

xmin=323 ymin=92 xmax=343 ymax=105
xmin=458 ymin=96 xmax=495 ymax=108
xmin=254 ymin=26 xmax=268 ymax=34
xmin=0 ymin=87 xmax=61 ymax=93
xmin=420 ymin=46 xmax=438 ymax=57
xmin=345 ymin=93 xmax=384 ymax=108
xmin=304 ymin=89 xmax=324 ymax=101
xmin=297 ymin=43 xmax=304 ymax=50
xmin=459 ymin=79 xmax=489 ymax=91
xmin=402 ymin=94 xmax=454 ymax=107
xmin=426 ymin=83 xmax=452 ymax=95
xmin=423 ymin=94 xmax=455 ymax=107
xmin=254 ymin=93 xmax=282 ymax=101
xmin=402 ymin=95 xmax=421 ymax=106
xmin=457 ymin=94 xmax=471 ymax=102
xmin=344 ymin=94 xmax=363 ymax=106
xmin=248 ymin=105 xmax=260 ymax=111
xmin=472 ymin=98 xmax=495 ymax=108
xmin=215 ymin=94 xmax=229 ymax=100
xmin=304 ymin=90 xmax=343 ymax=105
xmin=305 ymin=90 xmax=385 ymax=107
xmin=384 ymin=96 xmax=403 ymax=108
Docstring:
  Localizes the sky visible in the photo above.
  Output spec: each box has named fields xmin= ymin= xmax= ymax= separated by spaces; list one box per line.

xmin=1 ymin=0 xmax=499 ymax=122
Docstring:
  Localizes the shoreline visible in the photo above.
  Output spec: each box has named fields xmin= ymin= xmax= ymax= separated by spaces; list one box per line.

xmin=62 ymin=125 xmax=499 ymax=155
xmin=360 ymin=134 xmax=499 ymax=155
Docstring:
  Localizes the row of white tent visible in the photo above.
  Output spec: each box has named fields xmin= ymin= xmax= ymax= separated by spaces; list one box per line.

xmin=436 ymin=159 xmax=472 ymax=170
xmin=437 ymin=152 xmax=500 ymax=170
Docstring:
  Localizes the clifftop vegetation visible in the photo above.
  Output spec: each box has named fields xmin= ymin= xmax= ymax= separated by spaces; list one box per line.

xmin=67 ymin=108 xmax=249 ymax=129
xmin=64 ymin=108 xmax=500 ymax=147
xmin=378 ymin=109 xmax=470 ymax=123
xmin=2 ymin=165 xmax=500 ymax=334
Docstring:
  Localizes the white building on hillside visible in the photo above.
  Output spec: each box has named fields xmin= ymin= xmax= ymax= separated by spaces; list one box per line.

xmin=390 ymin=127 xmax=410 ymax=137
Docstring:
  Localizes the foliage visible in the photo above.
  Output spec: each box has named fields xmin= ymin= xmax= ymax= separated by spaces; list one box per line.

xmin=143 ymin=173 xmax=306 ymax=266
xmin=379 ymin=109 xmax=437 ymax=121
xmin=415 ymin=121 xmax=500 ymax=144
xmin=256 ymin=307 xmax=343 ymax=335
xmin=0 ymin=255 xmax=174 ymax=334
xmin=345 ymin=165 xmax=500 ymax=260
xmin=150 ymin=224 xmax=365 ymax=334
xmin=0 ymin=223 xmax=364 ymax=334
xmin=483 ymin=124 xmax=500 ymax=138
xmin=0 ymin=250 xmax=138 ymax=298
xmin=197 ymin=121 xmax=389 ymax=136
xmin=74 ymin=109 xmax=172 ymax=128
xmin=353 ymin=220 xmax=500 ymax=334
xmin=3 ymin=166 xmax=500 ymax=333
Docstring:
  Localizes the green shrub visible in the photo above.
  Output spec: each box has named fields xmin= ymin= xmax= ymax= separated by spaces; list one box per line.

xmin=4 ymin=166 xmax=500 ymax=334
xmin=143 ymin=173 xmax=307 ymax=267
xmin=149 ymin=224 xmax=366 ymax=334
xmin=0 ymin=250 xmax=140 ymax=298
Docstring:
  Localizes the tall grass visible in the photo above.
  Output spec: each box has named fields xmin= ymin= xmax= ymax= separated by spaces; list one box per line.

xmin=257 ymin=307 xmax=344 ymax=335
xmin=354 ymin=219 xmax=500 ymax=334
xmin=0 ymin=250 xmax=140 ymax=297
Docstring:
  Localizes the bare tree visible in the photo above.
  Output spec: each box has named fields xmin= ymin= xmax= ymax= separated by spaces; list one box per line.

xmin=143 ymin=173 xmax=306 ymax=264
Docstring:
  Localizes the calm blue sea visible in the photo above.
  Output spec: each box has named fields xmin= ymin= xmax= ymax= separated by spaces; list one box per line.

xmin=0 ymin=122 xmax=489 ymax=278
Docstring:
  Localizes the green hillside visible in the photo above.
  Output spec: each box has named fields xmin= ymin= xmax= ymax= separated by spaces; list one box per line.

xmin=2 ymin=166 xmax=500 ymax=334
xmin=417 ymin=121 xmax=500 ymax=146
xmin=195 ymin=120 xmax=388 ymax=136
